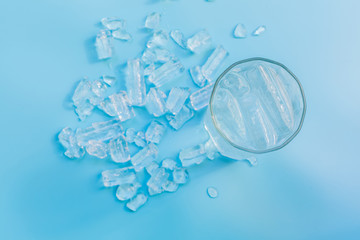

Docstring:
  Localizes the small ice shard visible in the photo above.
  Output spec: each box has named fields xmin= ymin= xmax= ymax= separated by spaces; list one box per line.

xmin=246 ymin=156 xmax=258 ymax=166
xmin=88 ymin=79 xmax=108 ymax=105
xmin=147 ymin=167 xmax=169 ymax=195
xmin=98 ymin=92 xmax=135 ymax=121
xmin=186 ymin=30 xmax=211 ymax=52
xmin=72 ymin=78 xmax=94 ymax=120
xmin=144 ymin=12 xmax=161 ymax=30
xmin=144 ymin=64 xmax=155 ymax=76
xmin=172 ymin=168 xmax=189 ymax=184
xmin=73 ymin=101 xmax=94 ymax=121
xmin=141 ymin=48 xmax=173 ymax=65
xmin=125 ymin=128 xmax=136 ymax=143
xmin=179 ymin=144 xmax=206 ymax=167
xmin=189 ymin=83 xmax=214 ymax=110
xmin=125 ymin=59 xmax=146 ymax=106
xmin=131 ymin=143 xmax=158 ymax=172
xmin=101 ymin=75 xmax=116 ymax=86
xmin=190 ymin=65 xmax=206 ymax=87
xmin=207 ymin=187 xmax=218 ymax=198
xmin=145 ymin=88 xmax=167 ymax=117
xmin=116 ymin=182 xmax=141 ymax=201
xmin=145 ymin=120 xmax=166 ymax=144
xmin=252 ymin=25 xmax=266 ymax=36
xmin=102 ymin=167 xmax=136 ymax=187
xmin=58 ymin=127 xmax=84 ymax=159
xmin=145 ymin=161 xmax=159 ymax=175
xmin=233 ymin=23 xmax=247 ymax=38
xmin=161 ymin=159 xmax=177 ymax=171
xmin=112 ymin=29 xmax=132 ymax=41
xmin=101 ymin=17 xmax=126 ymax=30
xmin=165 ymin=87 xmax=190 ymax=115
xmin=170 ymin=30 xmax=186 ymax=48
xmin=166 ymin=105 xmax=194 ymax=130
xmin=109 ymin=136 xmax=130 ymax=163
xmin=148 ymin=60 xmax=185 ymax=87
xmin=146 ymin=30 xmax=169 ymax=48
xmin=134 ymin=131 xmax=146 ymax=147
xmin=85 ymin=140 xmax=108 ymax=159
xmin=163 ymin=181 xmax=178 ymax=192
xmin=95 ymin=29 xmax=113 ymax=60
xmin=201 ymin=45 xmax=228 ymax=83
xmin=126 ymin=193 xmax=147 ymax=212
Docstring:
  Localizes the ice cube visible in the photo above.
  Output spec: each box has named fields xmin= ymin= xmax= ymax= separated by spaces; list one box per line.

xmin=144 ymin=12 xmax=161 ymax=30
xmin=165 ymin=87 xmax=190 ymax=115
xmin=131 ymin=143 xmax=158 ymax=172
xmin=170 ymin=29 xmax=186 ymax=48
xmin=112 ymin=29 xmax=132 ymax=41
xmin=190 ymin=65 xmax=206 ymax=87
xmin=126 ymin=193 xmax=147 ymax=211
xmin=207 ymin=187 xmax=218 ymax=198
xmin=252 ymin=25 xmax=266 ymax=36
xmin=147 ymin=167 xmax=169 ymax=196
xmin=163 ymin=181 xmax=179 ymax=192
xmin=161 ymin=158 xmax=177 ymax=171
xmin=85 ymin=140 xmax=108 ymax=159
xmin=166 ymin=105 xmax=194 ymax=130
xmin=172 ymin=168 xmax=189 ymax=184
xmin=98 ymin=92 xmax=135 ymax=121
xmin=72 ymin=78 xmax=95 ymax=120
xmin=201 ymin=45 xmax=228 ymax=83
xmin=148 ymin=60 xmax=185 ymax=87
xmin=134 ymin=131 xmax=146 ymax=147
xmin=95 ymin=29 xmax=113 ymax=60
xmin=101 ymin=17 xmax=126 ymax=30
xmin=141 ymin=48 xmax=173 ymax=65
xmin=102 ymin=167 xmax=136 ymax=187
xmin=145 ymin=120 xmax=166 ymax=144
xmin=116 ymin=182 xmax=141 ymax=201
xmin=58 ymin=127 xmax=84 ymax=159
xmin=145 ymin=88 xmax=167 ymax=117
xmin=146 ymin=30 xmax=169 ymax=48
xmin=145 ymin=161 xmax=159 ymax=175
xmin=101 ymin=75 xmax=116 ymax=86
xmin=179 ymin=144 xmax=206 ymax=167
xmin=125 ymin=128 xmax=136 ymax=143
xmin=125 ymin=59 xmax=146 ymax=106
xmin=189 ymin=83 xmax=214 ymax=110
xmin=109 ymin=136 xmax=130 ymax=163
xmin=144 ymin=64 xmax=155 ymax=76
xmin=186 ymin=30 xmax=211 ymax=52
xmin=233 ymin=23 xmax=247 ymax=38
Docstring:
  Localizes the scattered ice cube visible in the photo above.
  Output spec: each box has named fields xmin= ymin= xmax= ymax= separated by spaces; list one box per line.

xmin=170 ymin=29 xmax=186 ymax=48
xmin=146 ymin=30 xmax=169 ymax=48
xmin=163 ymin=181 xmax=178 ymax=192
xmin=102 ymin=167 xmax=136 ymax=187
xmin=95 ymin=29 xmax=113 ymax=60
xmin=186 ymin=30 xmax=211 ymax=52
xmin=166 ymin=105 xmax=194 ymax=130
xmin=166 ymin=87 xmax=190 ymax=115
xmin=101 ymin=75 xmax=116 ymax=86
xmin=72 ymin=78 xmax=95 ymax=120
xmin=126 ymin=59 xmax=146 ymax=106
xmin=98 ymin=92 xmax=135 ymax=121
xmin=126 ymin=193 xmax=147 ymax=212
xmin=207 ymin=187 xmax=218 ymax=198
xmin=190 ymin=65 xmax=206 ymax=87
xmin=145 ymin=120 xmax=166 ymax=144
xmin=116 ymin=182 xmax=141 ymax=201
xmin=141 ymin=48 xmax=173 ymax=65
xmin=131 ymin=143 xmax=158 ymax=172
xmin=134 ymin=131 xmax=146 ymax=147
xmin=125 ymin=128 xmax=136 ymax=143
xmin=147 ymin=60 xmax=185 ymax=87
xmin=58 ymin=127 xmax=84 ymax=159
xmin=233 ymin=23 xmax=247 ymax=38
xmin=145 ymin=161 xmax=159 ymax=175
xmin=246 ymin=156 xmax=258 ymax=166
xmin=109 ymin=136 xmax=130 ymax=163
xmin=101 ymin=17 xmax=126 ymax=30
xmin=112 ymin=29 xmax=132 ymax=41
xmin=201 ymin=45 xmax=228 ymax=83
xmin=147 ymin=167 xmax=169 ymax=195
xmin=86 ymin=140 xmax=108 ymax=159
xmin=145 ymin=88 xmax=167 ymax=117
xmin=161 ymin=158 xmax=177 ymax=171
xmin=189 ymin=83 xmax=214 ymax=110
xmin=144 ymin=64 xmax=155 ymax=76
xmin=252 ymin=25 xmax=266 ymax=36
xmin=144 ymin=12 xmax=161 ymax=30
xmin=179 ymin=144 xmax=206 ymax=167
xmin=172 ymin=168 xmax=189 ymax=184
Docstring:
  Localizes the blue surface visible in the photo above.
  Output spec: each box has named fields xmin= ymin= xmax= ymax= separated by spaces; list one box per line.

xmin=1 ymin=0 xmax=360 ymax=239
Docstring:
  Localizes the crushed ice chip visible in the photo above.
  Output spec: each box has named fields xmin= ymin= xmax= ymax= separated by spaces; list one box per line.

xmin=190 ymin=65 xmax=207 ymax=87
xmin=125 ymin=128 xmax=136 ymax=143
xmin=101 ymin=17 xmax=126 ymax=30
xmin=146 ymin=30 xmax=169 ymax=48
xmin=85 ymin=140 xmax=108 ymax=159
xmin=186 ymin=29 xmax=211 ymax=52
xmin=170 ymin=29 xmax=186 ymax=48
xmin=201 ymin=45 xmax=228 ymax=83
xmin=166 ymin=87 xmax=190 ymax=115
xmin=58 ymin=127 xmax=84 ymax=159
xmin=144 ymin=12 xmax=161 ymax=30
xmin=141 ymin=47 xmax=173 ymax=65
xmin=109 ymin=136 xmax=130 ymax=163
xmin=166 ymin=105 xmax=194 ymax=130
xmin=252 ymin=25 xmax=266 ymax=36
xmin=134 ymin=131 xmax=146 ymax=147
xmin=189 ymin=83 xmax=214 ymax=111
xmin=233 ymin=23 xmax=247 ymax=38
xmin=163 ymin=181 xmax=178 ymax=192
xmin=161 ymin=158 xmax=177 ymax=171
xmin=102 ymin=167 xmax=136 ymax=187
xmin=131 ymin=143 xmax=158 ymax=172
xmin=126 ymin=193 xmax=147 ymax=211
xmin=246 ymin=156 xmax=258 ymax=166
xmin=98 ymin=92 xmax=135 ymax=121
xmin=145 ymin=120 xmax=166 ymax=144
xmin=101 ymin=75 xmax=116 ymax=86
xmin=126 ymin=59 xmax=146 ymax=106
xmin=179 ymin=144 xmax=206 ymax=167
xmin=112 ymin=29 xmax=132 ymax=41
xmin=148 ymin=60 xmax=185 ymax=87
xmin=207 ymin=187 xmax=218 ymax=198
xmin=172 ymin=168 xmax=189 ymax=184
xmin=145 ymin=88 xmax=168 ymax=117
xmin=146 ymin=161 xmax=159 ymax=175
xmin=95 ymin=29 xmax=113 ymax=60
xmin=147 ymin=167 xmax=169 ymax=195
xmin=116 ymin=182 xmax=141 ymax=201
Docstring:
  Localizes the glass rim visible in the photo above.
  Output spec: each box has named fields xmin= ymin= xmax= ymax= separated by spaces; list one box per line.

xmin=209 ymin=57 xmax=307 ymax=154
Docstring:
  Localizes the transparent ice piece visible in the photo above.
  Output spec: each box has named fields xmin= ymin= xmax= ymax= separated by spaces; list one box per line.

xmin=170 ymin=30 xmax=186 ymax=48
xmin=207 ymin=187 xmax=218 ymax=198
xmin=161 ymin=159 xmax=177 ymax=171
xmin=163 ymin=181 xmax=178 ymax=192
xmin=125 ymin=128 xmax=136 ymax=143
xmin=141 ymin=48 xmax=173 ymax=65
xmin=145 ymin=161 xmax=159 ymax=175
xmin=101 ymin=75 xmax=116 ymax=86
xmin=144 ymin=64 xmax=155 ymax=76
xmin=131 ymin=143 xmax=158 ymax=172
xmin=85 ymin=140 xmax=108 ymax=159
xmin=145 ymin=88 xmax=167 ymax=117
xmin=126 ymin=59 xmax=146 ymax=106
xmin=165 ymin=87 xmax=190 ymax=115
xmin=146 ymin=30 xmax=169 ymax=48
xmin=148 ymin=60 xmax=185 ymax=87
xmin=144 ymin=12 xmax=161 ymax=30
xmin=95 ymin=29 xmax=113 ymax=60
xmin=102 ymin=167 xmax=136 ymax=187
xmin=190 ymin=65 xmax=206 ymax=87
xmin=98 ymin=92 xmax=135 ymax=121
xmin=145 ymin=120 xmax=166 ymax=144
xmin=233 ymin=23 xmax=247 ymax=38
xmin=201 ymin=45 xmax=228 ymax=83
xmin=126 ymin=193 xmax=147 ymax=212
xmin=166 ymin=105 xmax=194 ymax=130
xmin=147 ymin=167 xmax=169 ymax=195
xmin=179 ymin=138 xmax=218 ymax=167
xmin=134 ymin=131 xmax=146 ymax=148
xmin=252 ymin=25 xmax=266 ymax=36
xmin=189 ymin=83 xmax=214 ymax=110
xmin=72 ymin=78 xmax=95 ymax=120
xmin=186 ymin=30 xmax=211 ymax=52
xmin=109 ymin=136 xmax=130 ymax=163
xmin=172 ymin=168 xmax=189 ymax=184
xmin=58 ymin=127 xmax=84 ymax=159
xmin=246 ymin=156 xmax=258 ymax=166
xmin=101 ymin=17 xmax=126 ymax=30
xmin=116 ymin=182 xmax=141 ymax=201
xmin=112 ymin=29 xmax=132 ymax=41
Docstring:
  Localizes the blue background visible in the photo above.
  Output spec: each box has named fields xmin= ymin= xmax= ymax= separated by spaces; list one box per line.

xmin=1 ymin=0 xmax=360 ymax=239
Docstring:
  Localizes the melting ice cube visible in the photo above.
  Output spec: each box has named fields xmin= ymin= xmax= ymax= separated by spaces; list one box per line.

xmin=126 ymin=193 xmax=147 ymax=211
xmin=233 ymin=23 xmax=247 ymax=38
xmin=102 ymin=167 xmax=136 ymax=187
